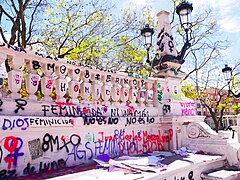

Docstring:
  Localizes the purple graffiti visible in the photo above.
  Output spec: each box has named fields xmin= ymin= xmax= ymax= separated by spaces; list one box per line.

xmin=2 ymin=118 xmax=29 ymax=131
xmin=14 ymin=74 xmax=21 ymax=84
xmin=31 ymin=76 xmax=38 ymax=86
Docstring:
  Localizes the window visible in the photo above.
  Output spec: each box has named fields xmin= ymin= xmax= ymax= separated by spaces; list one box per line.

xmin=197 ymin=103 xmax=201 ymax=108
xmin=197 ymin=111 xmax=201 ymax=115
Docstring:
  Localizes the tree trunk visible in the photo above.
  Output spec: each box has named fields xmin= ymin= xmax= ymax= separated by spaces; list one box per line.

xmin=215 ymin=121 xmax=219 ymax=133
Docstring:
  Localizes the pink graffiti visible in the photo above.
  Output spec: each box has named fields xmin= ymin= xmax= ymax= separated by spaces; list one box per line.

xmin=166 ymin=86 xmax=170 ymax=92
xmin=3 ymin=136 xmax=24 ymax=169
xmin=55 ymin=102 xmax=74 ymax=107
xmin=180 ymin=102 xmax=196 ymax=116
xmin=182 ymin=108 xmax=196 ymax=116
xmin=97 ymin=129 xmax=173 ymax=155
xmin=180 ymin=102 xmax=195 ymax=108
xmin=46 ymin=79 xmax=53 ymax=89
xmin=126 ymin=103 xmax=135 ymax=115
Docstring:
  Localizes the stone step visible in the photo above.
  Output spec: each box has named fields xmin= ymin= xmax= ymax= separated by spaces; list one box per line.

xmin=46 ymin=153 xmax=227 ymax=180
xmin=201 ymin=166 xmax=240 ymax=180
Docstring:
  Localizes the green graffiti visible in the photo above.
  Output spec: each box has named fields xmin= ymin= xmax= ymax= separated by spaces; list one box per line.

xmin=158 ymin=90 xmax=163 ymax=104
xmin=170 ymin=68 xmax=178 ymax=75
xmin=128 ymin=73 xmax=134 ymax=77
xmin=85 ymin=132 xmax=95 ymax=142
xmin=135 ymin=74 xmax=140 ymax=78
xmin=157 ymin=83 xmax=163 ymax=104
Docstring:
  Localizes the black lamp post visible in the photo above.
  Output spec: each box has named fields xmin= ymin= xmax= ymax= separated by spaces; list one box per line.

xmin=222 ymin=64 xmax=240 ymax=98
xmin=176 ymin=0 xmax=193 ymax=40
xmin=176 ymin=0 xmax=193 ymax=63
xmin=140 ymin=24 xmax=154 ymax=64
xmin=140 ymin=0 xmax=193 ymax=67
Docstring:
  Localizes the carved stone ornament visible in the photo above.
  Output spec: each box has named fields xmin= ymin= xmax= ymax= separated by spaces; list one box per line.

xmin=186 ymin=122 xmax=210 ymax=139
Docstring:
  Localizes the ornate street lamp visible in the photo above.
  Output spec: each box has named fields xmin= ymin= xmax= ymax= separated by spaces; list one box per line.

xmin=222 ymin=64 xmax=240 ymax=98
xmin=176 ymin=0 xmax=193 ymax=63
xmin=140 ymin=24 xmax=154 ymax=64
xmin=140 ymin=1 xmax=193 ymax=67
xmin=176 ymin=0 xmax=193 ymax=37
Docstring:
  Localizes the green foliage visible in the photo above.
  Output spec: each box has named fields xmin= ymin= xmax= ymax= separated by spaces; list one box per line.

xmin=217 ymin=103 xmax=226 ymax=110
xmin=34 ymin=0 xmax=151 ymax=74
xmin=232 ymin=104 xmax=240 ymax=114
xmin=181 ymin=81 xmax=196 ymax=100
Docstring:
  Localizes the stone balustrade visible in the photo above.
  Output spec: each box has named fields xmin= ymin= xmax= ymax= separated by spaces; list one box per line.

xmin=0 ymin=43 xmax=163 ymax=107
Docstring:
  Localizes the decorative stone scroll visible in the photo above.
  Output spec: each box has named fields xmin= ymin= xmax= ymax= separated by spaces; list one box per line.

xmin=187 ymin=122 xmax=211 ymax=139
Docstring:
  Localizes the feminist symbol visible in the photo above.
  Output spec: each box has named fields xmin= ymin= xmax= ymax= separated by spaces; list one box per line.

xmin=4 ymin=136 xmax=24 ymax=169
xmin=14 ymin=99 xmax=27 ymax=113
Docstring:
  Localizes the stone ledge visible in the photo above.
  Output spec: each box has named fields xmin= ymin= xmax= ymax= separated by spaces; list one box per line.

xmin=201 ymin=166 xmax=240 ymax=180
xmin=44 ymin=153 xmax=226 ymax=180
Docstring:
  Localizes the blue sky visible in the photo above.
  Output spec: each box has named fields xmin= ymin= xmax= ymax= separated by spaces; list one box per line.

xmin=1 ymin=0 xmax=239 ymax=70
xmin=118 ymin=0 xmax=240 ymax=69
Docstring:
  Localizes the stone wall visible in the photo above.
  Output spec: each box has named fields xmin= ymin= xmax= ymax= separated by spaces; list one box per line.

xmin=0 ymin=43 xmax=197 ymax=178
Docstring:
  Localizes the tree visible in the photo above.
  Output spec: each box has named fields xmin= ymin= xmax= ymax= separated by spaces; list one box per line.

xmin=173 ymin=6 xmax=228 ymax=81
xmin=0 ymin=0 xmax=47 ymax=47
xmin=32 ymin=0 xmax=152 ymax=75
xmin=182 ymin=63 xmax=240 ymax=132
xmin=168 ymin=1 xmax=239 ymax=132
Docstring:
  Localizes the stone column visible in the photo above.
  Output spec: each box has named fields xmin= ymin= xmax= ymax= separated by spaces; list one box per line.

xmin=120 ymin=77 xmax=130 ymax=106
xmin=55 ymin=64 xmax=68 ymax=102
xmin=145 ymin=81 xmax=153 ymax=107
xmin=41 ymin=62 xmax=55 ymax=101
xmin=25 ymin=60 xmax=40 ymax=101
xmin=91 ymin=71 xmax=101 ymax=104
xmin=129 ymin=78 xmax=138 ymax=106
xmin=138 ymin=79 xmax=146 ymax=107
xmin=156 ymin=11 xmax=177 ymax=59
xmin=101 ymin=73 xmax=111 ymax=106
xmin=68 ymin=67 xmax=81 ymax=103
xmin=0 ymin=52 xmax=6 ymax=64
xmin=7 ymin=55 xmax=24 ymax=99
xmin=154 ymin=11 xmax=180 ymax=77
xmin=0 ymin=52 xmax=6 ymax=97
xmin=80 ymin=69 xmax=92 ymax=104
xmin=111 ymin=75 xmax=121 ymax=106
